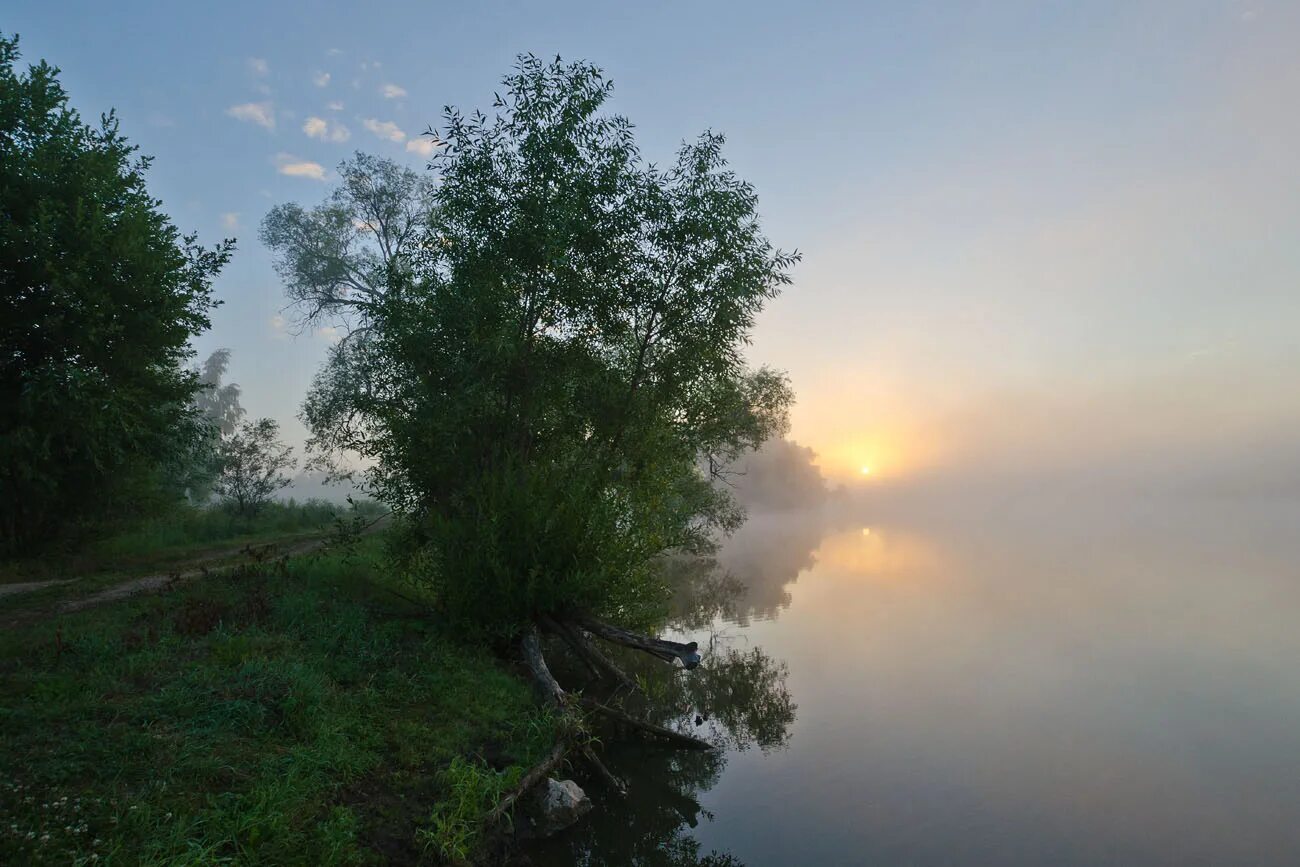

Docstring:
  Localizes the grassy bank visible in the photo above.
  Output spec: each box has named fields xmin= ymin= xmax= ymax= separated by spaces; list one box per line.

xmin=0 ymin=500 xmax=385 ymax=586
xmin=0 ymin=536 xmax=554 ymax=865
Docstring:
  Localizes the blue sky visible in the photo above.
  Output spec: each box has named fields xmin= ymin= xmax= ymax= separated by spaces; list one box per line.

xmin=10 ymin=1 xmax=1298 ymax=487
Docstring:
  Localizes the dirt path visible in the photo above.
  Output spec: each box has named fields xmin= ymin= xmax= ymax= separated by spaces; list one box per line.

xmin=56 ymin=534 xmax=333 ymax=613
xmin=0 ymin=579 xmax=75 ymax=600
xmin=1 ymin=534 xmax=337 ymax=628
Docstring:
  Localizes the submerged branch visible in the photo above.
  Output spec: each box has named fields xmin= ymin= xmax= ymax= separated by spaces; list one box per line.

xmin=578 ymin=696 xmax=714 ymax=751
xmin=580 ymin=744 xmax=627 ymax=795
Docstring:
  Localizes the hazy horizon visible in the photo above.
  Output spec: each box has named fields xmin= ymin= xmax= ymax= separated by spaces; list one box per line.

xmin=10 ymin=1 xmax=1299 ymax=499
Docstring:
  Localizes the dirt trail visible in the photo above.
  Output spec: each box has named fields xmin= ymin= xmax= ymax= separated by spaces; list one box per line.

xmin=57 ymin=534 xmax=332 ymax=613
xmin=0 ymin=579 xmax=75 ymax=600
xmin=1 ymin=534 xmax=337 ymax=628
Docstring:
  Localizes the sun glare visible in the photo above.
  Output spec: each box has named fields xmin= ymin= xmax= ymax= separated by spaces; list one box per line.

xmin=860 ymin=465 xmax=872 ymax=476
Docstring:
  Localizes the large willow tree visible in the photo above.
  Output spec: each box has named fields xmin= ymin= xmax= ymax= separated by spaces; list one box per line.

xmin=268 ymin=53 xmax=798 ymax=815
xmin=281 ymin=56 xmax=796 ymax=641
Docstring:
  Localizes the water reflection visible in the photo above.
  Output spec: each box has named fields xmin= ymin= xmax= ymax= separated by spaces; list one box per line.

xmin=530 ymin=565 xmax=796 ymax=866
xmin=698 ymin=512 xmax=828 ymax=624
xmin=696 ymin=500 xmax=1300 ymax=866
xmin=534 ymin=498 xmax=1300 ymax=865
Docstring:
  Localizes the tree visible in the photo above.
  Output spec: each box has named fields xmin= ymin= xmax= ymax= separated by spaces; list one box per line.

xmin=270 ymin=55 xmax=796 ymax=813
xmin=287 ymin=54 xmax=796 ymax=634
xmin=260 ymin=152 xmax=436 ymax=335
xmin=0 ymin=33 xmax=232 ymax=554
xmin=171 ymin=349 xmax=247 ymax=504
xmin=726 ymin=437 xmax=828 ymax=511
xmin=194 ymin=349 xmax=246 ymax=437
xmin=214 ymin=418 xmax=296 ymax=517
xmin=260 ymin=153 xmax=436 ymax=481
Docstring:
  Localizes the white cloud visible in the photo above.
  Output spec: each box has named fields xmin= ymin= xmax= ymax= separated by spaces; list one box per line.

xmin=327 ymin=47 xmax=344 ymax=57
xmin=226 ymin=101 xmax=275 ymax=130
xmin=405 ymin=137 xmax=440 ymax=157
xmin=327 ymin=101 xmax=344 ymax=111
xmin=270 ymin=314 xmax=289 ymax=338
xmin=275 ymin=153 xmax=326 ymax=180
xmin=247 ymin=57 xmax=269 ymax=77
xmin=381 ymin=83 xmax=407 ymax=100
xmin=220 ymin=212 xmax=240 ymax=230
xmin=303 ymin=116 xmax=350 ymax=142
xmin=363 ymin=118 xmax=405 ymax=143
xmin=313 ymin=71 xmax=331 ymax=87
xmin=316 ymin=325 xmax=342 ymax=342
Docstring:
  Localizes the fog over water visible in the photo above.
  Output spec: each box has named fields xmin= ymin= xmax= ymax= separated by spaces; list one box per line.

xmin=534 ymin=433 xmax=1300 ymax=865
xmin=686 ymin=489 xmax=1300 ymax=865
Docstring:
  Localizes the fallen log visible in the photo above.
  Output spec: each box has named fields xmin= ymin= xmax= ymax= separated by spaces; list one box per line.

xmin=573 ymin=616 xmax=702 ymax=669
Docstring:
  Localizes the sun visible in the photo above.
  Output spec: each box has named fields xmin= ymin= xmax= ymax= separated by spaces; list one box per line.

xmin=860 ymin=465 xmax=872 ymax=476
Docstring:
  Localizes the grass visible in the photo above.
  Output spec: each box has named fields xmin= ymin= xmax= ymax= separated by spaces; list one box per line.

xmin=0 ymin=535 xmax=555 ymax=865
xmin=0 ymin=499 xmax=385 ymax=586
xmin=92 ymin=499 xmax=358 ymax=559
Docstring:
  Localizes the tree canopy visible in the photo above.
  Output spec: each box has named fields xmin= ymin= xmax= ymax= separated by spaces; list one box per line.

xmin=274 ymin=55 xmax=797 ymax=636
xmin=261 ymin=152 xmax=435 ymax=334
xmin=0 ymin=33 xmax=231 ymax=553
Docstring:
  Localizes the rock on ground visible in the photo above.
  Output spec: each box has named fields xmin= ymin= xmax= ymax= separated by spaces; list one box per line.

xmin=530 ymin=778 xmax=592 ymax=836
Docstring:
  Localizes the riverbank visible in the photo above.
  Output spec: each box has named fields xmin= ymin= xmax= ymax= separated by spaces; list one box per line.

xmin=0 ymin=534 xmax=555 ymax=864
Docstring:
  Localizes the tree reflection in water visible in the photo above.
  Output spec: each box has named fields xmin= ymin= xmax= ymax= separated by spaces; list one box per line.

xmin=526 ymin=554 xmax=796 ymax=866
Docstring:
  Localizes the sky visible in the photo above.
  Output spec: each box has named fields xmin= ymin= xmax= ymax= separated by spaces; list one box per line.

xmin=10 ymin=1 xmax=1299 ymax=493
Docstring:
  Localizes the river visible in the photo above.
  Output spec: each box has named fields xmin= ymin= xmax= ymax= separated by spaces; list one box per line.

xmin=531 ymin=495 xmax=1300 ymax=865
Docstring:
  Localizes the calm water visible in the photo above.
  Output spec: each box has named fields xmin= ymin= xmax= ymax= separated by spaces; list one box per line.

xmin=533 ymin=497 xmax=1300 ymax=865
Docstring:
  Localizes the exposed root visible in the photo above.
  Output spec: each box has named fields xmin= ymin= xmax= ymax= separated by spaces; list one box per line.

xmin=492 ymin=625 xmax=626 ymax=829
xmin=540 ymin=614 xmax=599 ymax=678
